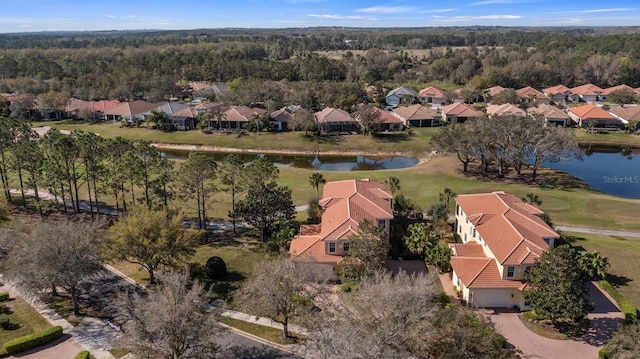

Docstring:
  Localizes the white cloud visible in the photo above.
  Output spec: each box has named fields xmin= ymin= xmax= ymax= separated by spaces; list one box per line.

xmin=477 ymin=14 xmax=522 ymax=19
xmin=355 ymin=6 xmax=413 ymax=14
xmin=579 ymin=8 xmax=634 ymax=13
xmin=107 ymin=15 xmax=115 ymax=18
xmin=307 ymin=14 xmax=367 ymax=19
xmin=433 ymin=14 xmax=522 ymax=21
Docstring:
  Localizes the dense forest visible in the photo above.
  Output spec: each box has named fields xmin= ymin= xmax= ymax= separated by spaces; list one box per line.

xmin=0 ymin=27 xmax=639 ymax=105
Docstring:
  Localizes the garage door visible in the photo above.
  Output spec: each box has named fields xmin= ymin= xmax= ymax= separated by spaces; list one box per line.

xmin=473 ymin=290 xmax=510 ymax=308
xmin=311 ymin=264 xmax=337 ymax=281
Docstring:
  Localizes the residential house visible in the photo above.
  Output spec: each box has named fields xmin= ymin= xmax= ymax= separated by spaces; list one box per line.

xmin=194 ymin=102 xmax=226 ymax=116
xmin=104 ymin=100 xmax=159 ymax=122
xmin=569 ymin=84 xmax=604 ymax=102
xmin=216 ymin=106 xmax=267 ymax=131
xmin=516 ymin=86 xmax=549 ymax=104
xmin=392 ymin=104 xmax=441 ymax=127
xmin=289 ymin=179 xmax=393 ymax=280
xmin=189 ymin=82 xmax=227 ymax=94
xmin=441 ymin=103 xmax=480 ymax=124
xmin=64 ymin=98 xmax=92 ymax=118
xmin=90 ymin=100 xmax=121 ymax=120
xmin=170 ymin=106 xmax=199 ymax=130
xmin=386 ymin=87 xmax=417 ymax=108
xmin=542 ymin=85 xmax=571 ymax=104
xmin=568 ymin=104 xmax=623 ymax=129
xmin=315 ymin=107 xmax=359 ymax=134
xmin=483 ymin=86 xmax=506 ymax=104
xmin=485 ymin=103 xmax=526 ymax=118
xmin=270 ymin=105 xmax=301 ymax=131
xmin=142 ymin=102 xmax=190 ymax=119
xmin=601 ymin=84 xmax=637 ymax=102
xmin=367 ymin=107 xmax=405 ymax=132
xmin=451 ymin=191 xmax=559 ymax=309
xmin=418 ymin=86 xmax=447 ymax=108
xmin=527 ymin=104 xmax=571 ymax=126
xmin=609 ymin=105 xmax=640 ymax=130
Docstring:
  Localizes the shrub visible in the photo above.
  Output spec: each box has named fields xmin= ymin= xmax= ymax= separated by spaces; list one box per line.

xmin=0 ymin=303 xmax=11 ymax=314
xmin=204 ymin=256 xmax=227 ymax=280
xmin=0 ymin=292 xmax=9 ymax=302
xmin=0 ymin=314 xmax=10 ymax=329
xmin=522 ymin=310 xmax=548 ymax=321
xmin=74 ymin=350 xmax=91 ymax=359
xmin=3 ymin=326 xmax=63 ymax=354
xmin=340 ymin=281 xmax=358 ymax=293
xmin=599 ymin=280 xmax=638 ymax=324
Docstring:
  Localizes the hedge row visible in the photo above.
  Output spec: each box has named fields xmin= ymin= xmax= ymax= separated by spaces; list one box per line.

xmin=3 ymin=326 xmax=63 ymax=354
xmin=0 ymin=292 xmax=9 ymax=302
xmin=74 ymin=350 xmax=91 ymax=359
xmin=598 ymin=280 xmax=638 ymax=325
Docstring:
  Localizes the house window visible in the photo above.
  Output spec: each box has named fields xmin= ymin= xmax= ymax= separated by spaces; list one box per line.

xmin=525 ymin=266 xmax=531 ymax=273
xmin=473 ymin=229 xmax=476 ymax=238
xmin=506 ymin=266 xmax=515 ymax=278
xmin=328 ymin=242 xmax=336 ymax=253
xmin=458 ymin=225 xmax=462 ymax=233
xmin=456 ymin=204 xmax=460 ymax=215
xmin=343 ymin=242 xmax=349 ymax=253
xmin=378 ymin=219 xmax=386 ymax=229
xmin=464 ymin=234 xmax=467 ymax=242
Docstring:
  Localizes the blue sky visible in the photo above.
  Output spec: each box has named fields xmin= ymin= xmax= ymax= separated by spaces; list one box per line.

xmin=1 ymin=0 xmax=638 ymax=33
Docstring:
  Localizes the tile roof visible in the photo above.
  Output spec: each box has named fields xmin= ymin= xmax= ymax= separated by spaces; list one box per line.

xmin=418 ymin=86 xmax=446 ymax=98
xmin=601 ymin=84 xmax=636 ymax=96
xmin=516 ymin=86 xmax=548 ymax=101
xmin=105 ymin=100 xmax=160 ymax=117
xmin=90 ymin=100 xmax=120 ymax=113
xmin=569 ymin=104 xmax=616 ymax=120
xmin=372 ymin=107 xmax=404 ymax=124
xmin=65 ymin=98 xmax=91 ymax=112
xmin=455 ymin=191 xmax=558 ymax=266
xmin=392 ymin=104 xmax=439 ymax=120
xmin=146 ymin=102 xmax=190 ymax=115
xmin=543 ymin=85 xmax=571 ymax=95
xmin=570 ymin=83 xmax=603 ymax=96
xmin=486 ymin=103 xmax=526 ymax=117
xmin=223 ymin=106 xmax=267 ymax=122
xmin=527 ymin=104 xmax=570 ymax=119
xmin=172 ymin=106 xmax=198 ymax=118
xmin=485 ymin=86 xmax=506 ymax=97
xmin=289 ymin=179 xmax=393 ymax=263
xmin=441 ymin=103 xmax=480 ymax=118
xmin=609 ymin=105 xmax=640 ymax=122
xmin=315 ymin=107 xmax=354 ymax=123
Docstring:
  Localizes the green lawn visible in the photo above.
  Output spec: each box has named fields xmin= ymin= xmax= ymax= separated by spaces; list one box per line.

xmin=35 ymin=119 xmax=438 ymax=155
xmin=0 ymin=297 xmax=53 ymax=355
xmin=217 ymin=317 xmax=301 ymax=345
xmin=111 ymin=234 xmax=266 ymax=301
xmin=574 ymin=129 xmax=640 ymax=147
xmin=562 ymin=231 xmax=640 ymax=309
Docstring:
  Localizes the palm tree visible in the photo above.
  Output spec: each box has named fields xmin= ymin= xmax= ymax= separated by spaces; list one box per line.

xmin=439 ymin=187 xmax=456 ymax=212
xmin=308 ymin=172 xmax=326 ymax=197
xmin=214 ymin=110 xmax=227 ymax=131
xmin=385 ymin=176 xmax=401 ymax=195
xmin=578 ymin=251 xmax=610 ymax=280
xmin=522 ymin=193 xmax=542 ymax=206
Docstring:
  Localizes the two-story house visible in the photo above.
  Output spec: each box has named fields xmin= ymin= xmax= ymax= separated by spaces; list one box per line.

xmin=289 ymin=179 xmax=393 ymax=280
xmin=451 ymin=191 xmax=559 ymax=309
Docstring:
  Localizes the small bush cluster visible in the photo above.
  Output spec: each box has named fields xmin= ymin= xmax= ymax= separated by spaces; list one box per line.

xmin=204 ymin=256 xmax=227 ymax=280
xmin=0 ymin=303 xmax=11 ymax=314
xmin=74 ymin=350 xmax=92 ymax=359
xmin=3 ymin=326 xmax=63 ymax=354
xmin=522 ymin=310 xmax=548 ymax=322
xmin=598 ymin=280 xmax=637 ymax=324
xmin=0 ymin=292 xmax=10 ymax=302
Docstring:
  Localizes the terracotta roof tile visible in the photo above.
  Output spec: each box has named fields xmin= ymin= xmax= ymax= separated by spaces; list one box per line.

xmin=418 ymin=86 xmax=446 ymax=98
xmin=569 ymin=104 xmax=616 ymax=120
xmin=392 ymin=104 xmax=439 ymax=120
xmin=543 ymin=85 xmax=571 ymax=95
xmin=486 ymin=104 xmax=526 ymax=117
xmin=527 ymin=104 xmax=570 ymax=119
xmin=609 ymin=106 xmax=640 ymax=122
xmin=441 ymin=103 xmax=480 ymax=118
xmin=602 ymin=84 xmax=635 ymax=96
xmin=570 ymin=83 xmax=604 ymax=96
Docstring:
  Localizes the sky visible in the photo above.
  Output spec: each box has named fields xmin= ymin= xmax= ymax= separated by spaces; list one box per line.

xmin=0 ymin=0 xmax=639 ymax=33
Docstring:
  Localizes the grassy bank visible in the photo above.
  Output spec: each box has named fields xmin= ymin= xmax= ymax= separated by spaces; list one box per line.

xmin=562 ymin=231 xmax=640 ymax=309
xmin=0 ymin=297 xmax=52 ymax=355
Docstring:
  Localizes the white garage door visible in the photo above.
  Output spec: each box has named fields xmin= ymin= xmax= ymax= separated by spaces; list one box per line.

xmin=473 ymin=290 xmax=510 ymax=308
xmin=312 ymin=264 xmax=336 ymax=281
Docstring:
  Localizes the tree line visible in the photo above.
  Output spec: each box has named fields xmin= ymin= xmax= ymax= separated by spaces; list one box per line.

xmin=0 ymin=118 xmax=295 ymax=237
xmin=1 ymin=28 xmax=639 ymax=103
xmin=432 ymin=115 xmax=581 ymax=180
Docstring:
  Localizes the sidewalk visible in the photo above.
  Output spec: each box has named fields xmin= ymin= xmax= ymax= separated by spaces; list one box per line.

xmin=0 ymin=282 xmax=116 ymax=359
xmin=209 ymin=300 xmax=309 ymax=335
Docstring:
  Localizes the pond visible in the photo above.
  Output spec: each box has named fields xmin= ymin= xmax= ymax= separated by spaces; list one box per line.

xmin=541 ymin=146 xmax=640 ymax=199
xmin=161 ymin=150 xmax=420 ymax=171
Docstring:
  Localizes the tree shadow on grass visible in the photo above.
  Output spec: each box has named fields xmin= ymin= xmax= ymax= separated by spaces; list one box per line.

xmin=606 ymin=273 xmax=633 ymax=288
xmin=210 ymin=271 xmax=247 ymax=302
xmin=538 ymin=171 xmax=594 ymax=192
xmin=302 ymin=134 xmax=344 ymax=146
xmin=221 ymin=345 xmax=294 ymax=359
xmin=372 ymin=132 xmax=412 ymax=143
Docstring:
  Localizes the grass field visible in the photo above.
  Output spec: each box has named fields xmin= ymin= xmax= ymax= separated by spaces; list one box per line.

xmin=0 ymin=297 xmax=52 ymax=355
xmin=563 ymin=232 xmax=640 ymax=310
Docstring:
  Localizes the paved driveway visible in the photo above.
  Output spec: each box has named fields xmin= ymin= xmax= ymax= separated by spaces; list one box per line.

xmin=488 ymin=282 xmax=624 ymax=359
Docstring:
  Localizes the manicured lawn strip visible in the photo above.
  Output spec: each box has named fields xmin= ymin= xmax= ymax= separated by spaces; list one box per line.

xmin=562 ymin=232 xmax=640 ymax=310
xmin=108 ymin=348 xmax=130 ymax=358
xmin=35 ymin=120 xmax=438 ymax=154
xmin=0 ymin=297 xmax=53 ymax=354
xmin=217 ymin=316 xmax=300 ymax=346
xmin=574 ymin=130 xmax=640 ymax=148
xmin=598 ymin=280 xmax=637 ymax=324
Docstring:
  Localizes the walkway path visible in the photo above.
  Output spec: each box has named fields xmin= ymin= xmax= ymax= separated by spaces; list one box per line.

xmin=209 ymin=300 xmax=309 ymax=336
xmin=555 ymin=225 xmax=640 ymax=238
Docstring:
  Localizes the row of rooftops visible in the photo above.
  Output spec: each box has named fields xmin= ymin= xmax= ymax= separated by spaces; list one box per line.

xmin=387 ymin=83 xmax=640 ymax=102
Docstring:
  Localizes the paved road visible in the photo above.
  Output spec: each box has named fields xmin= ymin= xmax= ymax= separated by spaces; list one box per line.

xmin=555 ymin=225 xmax=640 ymax=238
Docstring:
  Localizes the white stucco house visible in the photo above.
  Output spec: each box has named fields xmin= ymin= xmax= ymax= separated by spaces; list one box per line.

xmin=451 ymin=191 xmax=559 ymax=309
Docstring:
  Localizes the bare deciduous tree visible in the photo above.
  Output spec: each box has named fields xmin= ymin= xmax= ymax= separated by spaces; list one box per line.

xmin=4 ymin=220 xmax=104 ymax=315
xmin=115 ymin=271 xmax=224 ymax=359
xmin=235 ymin=257 xmax=321 ymax=339
xmin=305 ymin=271 xmax=439 ymax=359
